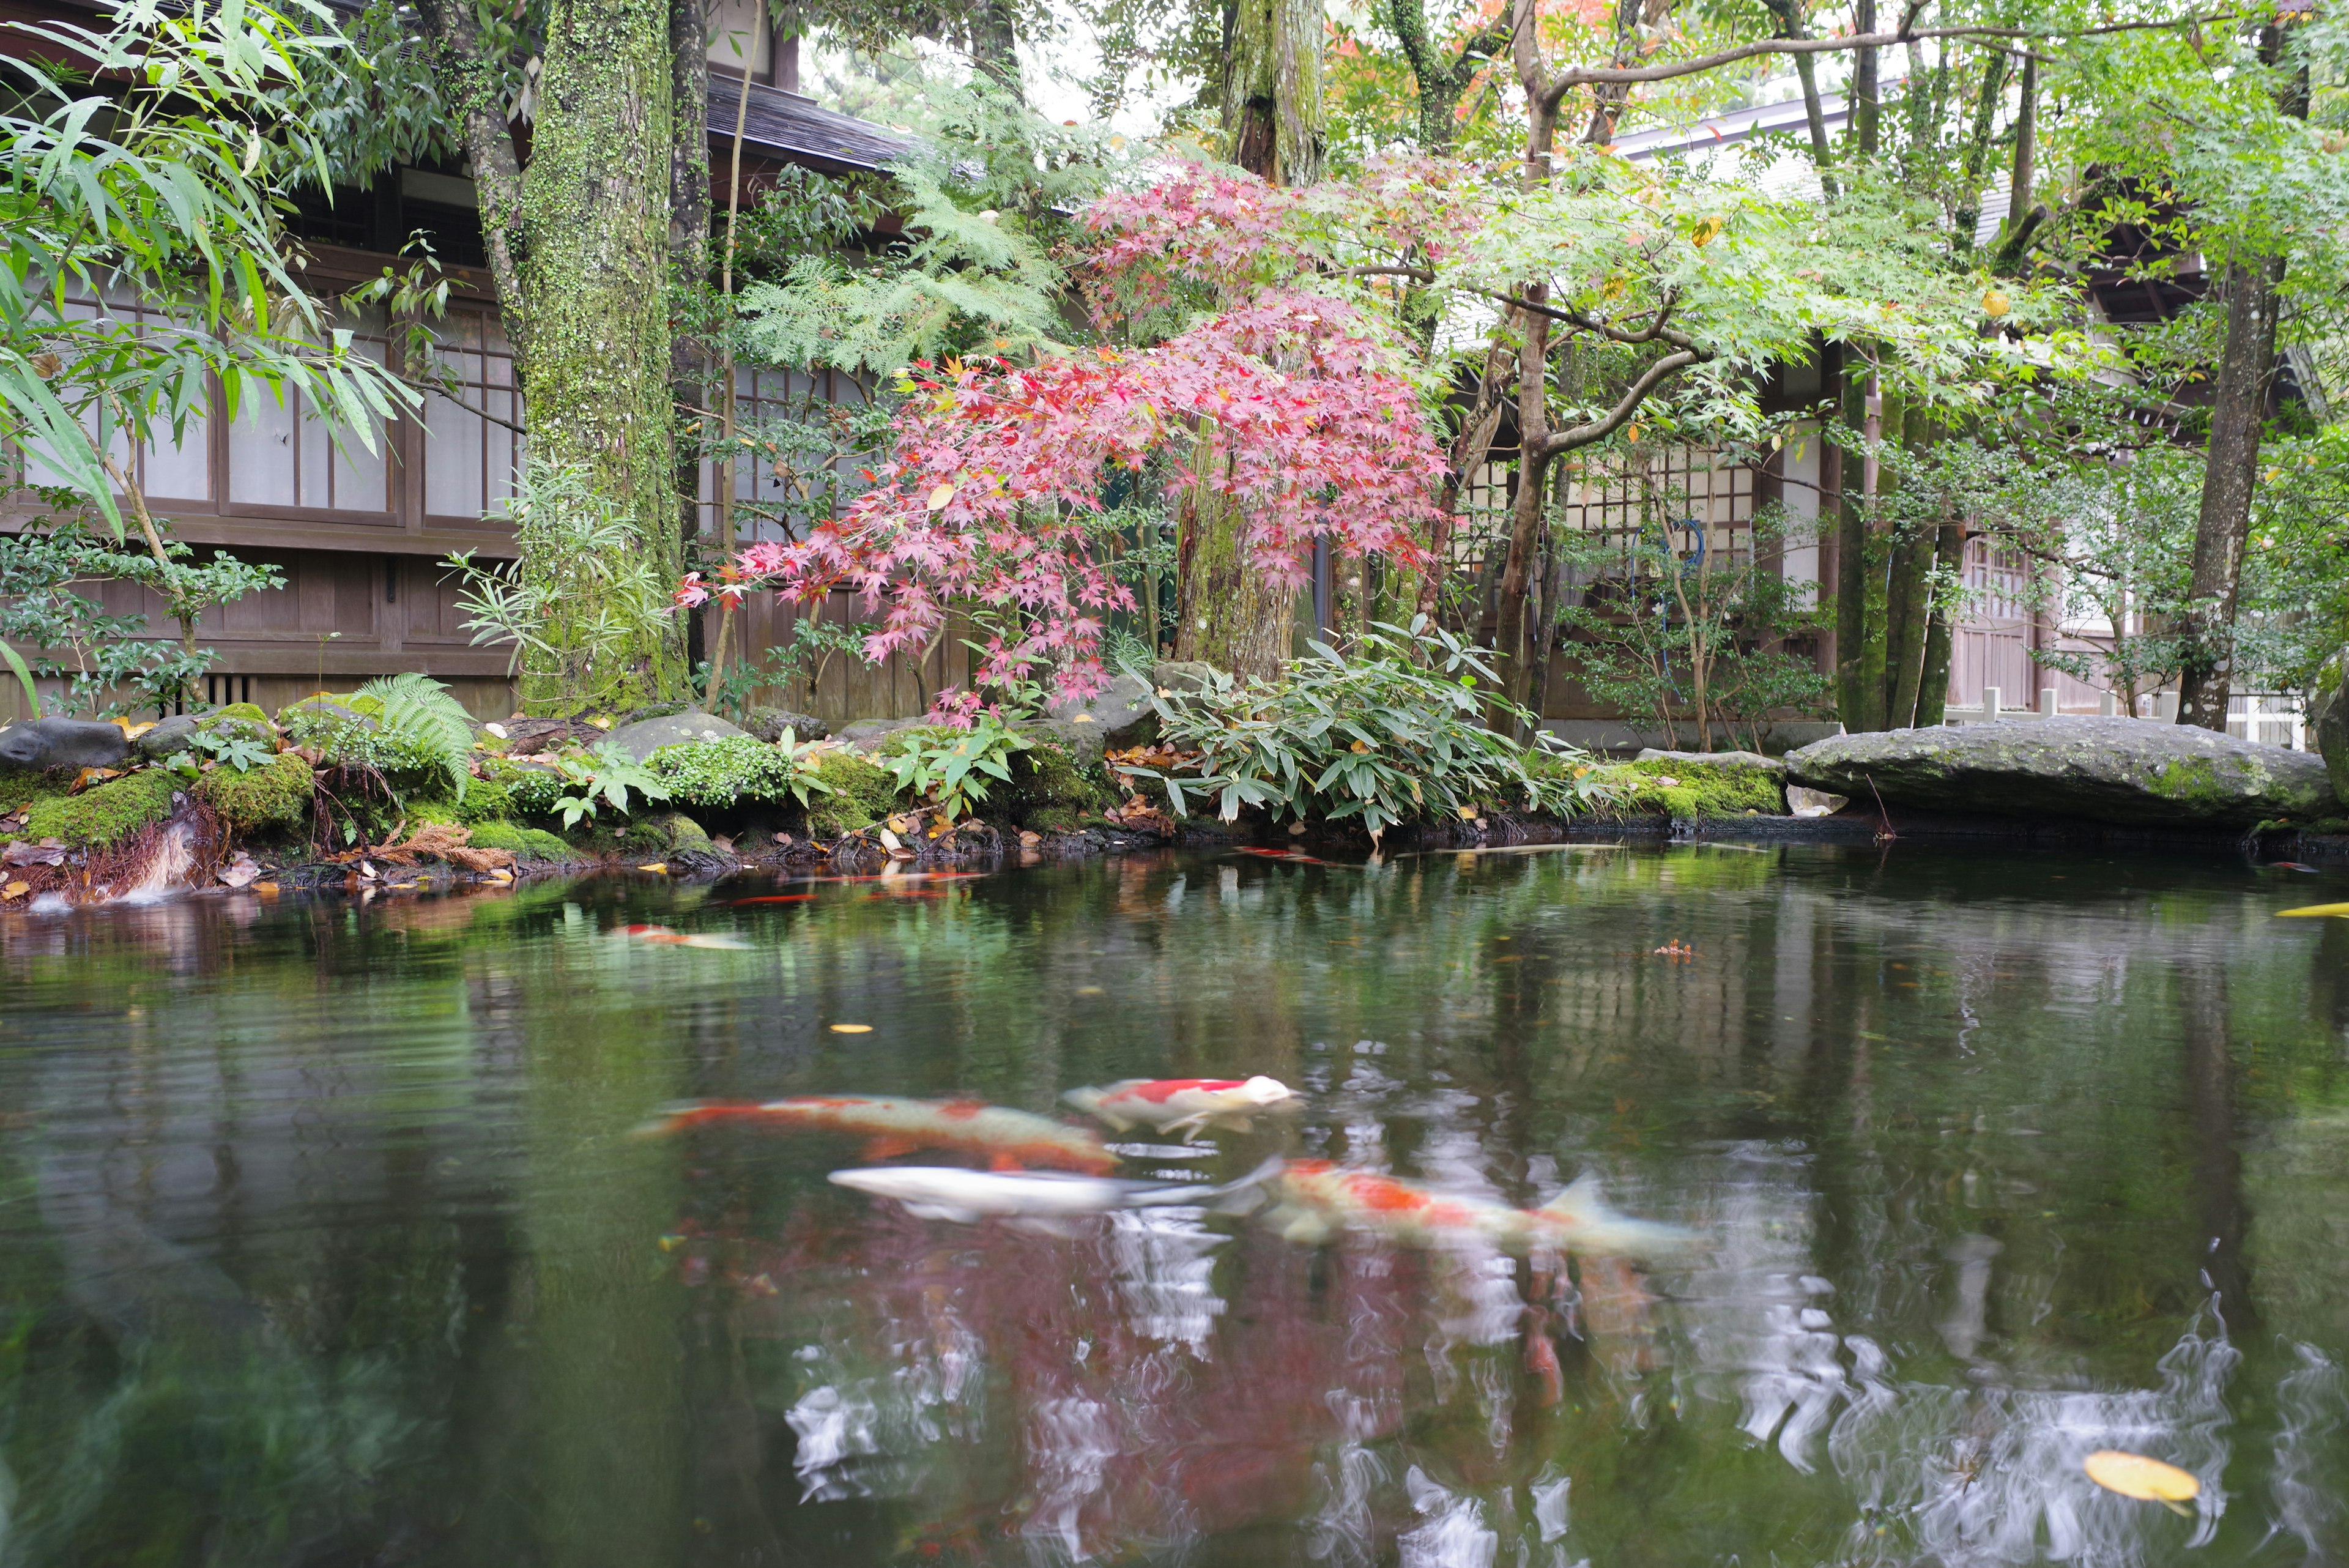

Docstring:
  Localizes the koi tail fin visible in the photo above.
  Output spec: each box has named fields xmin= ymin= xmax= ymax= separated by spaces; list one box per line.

xmin=1061 ymin=1085 xmax=1134 ymax=1132
xmin=1538 ymin=1172 xmax=1702 ymax=1262
xmin=633 ymin=1101 xmax=721 ymax=1139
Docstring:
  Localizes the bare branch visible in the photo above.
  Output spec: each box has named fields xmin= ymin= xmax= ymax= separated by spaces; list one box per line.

xmin=1540 ymin=348 xmax=1707 ymax=457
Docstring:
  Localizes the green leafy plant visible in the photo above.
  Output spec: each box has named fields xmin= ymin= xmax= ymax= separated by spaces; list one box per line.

xmin=1137 ymin=619 xmax=1604 ymax=842
xmin=353 ymin=672 xmax=476 ymax=801
xmin=645 ymin=733 xmax=835 ymax=810
xmin=877 ymin=719 xmax=1030 ymax=823
xmin=551 ymin=742 xmax=672 ymax=830
xmin=185 ymin=727 xmax=275 ymax=775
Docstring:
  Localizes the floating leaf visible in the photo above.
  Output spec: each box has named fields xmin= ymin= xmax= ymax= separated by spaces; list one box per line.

xmin=829 ymin=1024 xmax=874 ymax=1034
xmin=2277 ymin=903 xmax=2349 ymax=918
xmin=2083 ymin=1451 xmax=2198 ymax=1515
xmin=637 ymin=862 xmax=669 ymax=874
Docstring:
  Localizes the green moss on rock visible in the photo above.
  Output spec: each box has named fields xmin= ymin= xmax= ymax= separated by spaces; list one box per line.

xmin=0 ymin=771 xmax=62 ymax=815
xmin=467 ymin=820 xmax=585 ymax=861
xmin=625 ymin=811 xmax=713 ymax=855
xmin=1591 ymin=757 xmax=1785 ymax=820
xmin=24 ymin=768 xmax=179 ymax=847
xmin=193 ymin=751 xmax=314 ymax=833
xmin=807 ymin=749 xmax=900 ymax=838
xmin=1001 ymin=737 xmax=1111 ymax=831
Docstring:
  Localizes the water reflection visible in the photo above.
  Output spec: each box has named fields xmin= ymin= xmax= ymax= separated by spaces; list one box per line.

xmin=0 ymin=847 xmax=2345 ymax=1564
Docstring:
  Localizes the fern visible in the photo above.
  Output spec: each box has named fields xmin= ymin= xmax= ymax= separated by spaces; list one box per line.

xmin=355 ymin=672 xmax=477 ymax=801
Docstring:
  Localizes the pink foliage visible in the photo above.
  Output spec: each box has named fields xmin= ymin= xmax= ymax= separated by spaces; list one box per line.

xmin=699 ymin=164 xmax=1455 ymax=705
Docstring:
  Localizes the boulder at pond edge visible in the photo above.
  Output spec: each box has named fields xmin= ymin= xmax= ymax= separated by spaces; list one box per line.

xmin=1786 ymin=716 xmax=2337 ymax=827
xmin=603 ymin=710 xmax=751 ymax=762
xmin=0 ymin=717 xmax=132 ymax=774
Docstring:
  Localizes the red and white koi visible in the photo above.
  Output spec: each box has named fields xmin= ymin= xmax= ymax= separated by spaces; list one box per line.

xmin=1062 ymin=1076 xmax=1302 ymax=1139
xmin=1266 ymin=1161 xmax=1699 ymax=1261
xmin=617 ymin=924 xmax=751 ymax=950
xmin=637 ymin=1094 xmax=1116 ymax=1173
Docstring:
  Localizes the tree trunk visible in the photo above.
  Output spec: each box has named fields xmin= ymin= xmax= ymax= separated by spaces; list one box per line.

xmin=1850 ymin=0 xmax=1878 ymax=158
xmin=1491 ymin=301 xmax=1553 ymax=729
xmin=971 ymin=0 xmax=1024 ymax=99
xmin=1762 ymin=0 xmax=1836 ymax=197
xmin=1915 ymin=511 xmax=1965 ymax=726
xmin=2175 ymin=258 xmax=2282 ymax=730
xmin=1833 ymin=370 xmax=1880 ymax=732
xmin=670 ymin=0 xmax=711 ymax=680
xmin=1222 ymin=0 xmax=1324 ymax=184
xmin=519 ymin=0 xmax=688 ymax=709
xmin=1950 ymin=53 xmax=2009 ymax=257
xmin=1178 ymin=0 xmax=1323 ymax=677
xmin=415 ymin=0 xmax=532 ymax=361
xmin=1173 ymin=439 xmax=1299 ymax=681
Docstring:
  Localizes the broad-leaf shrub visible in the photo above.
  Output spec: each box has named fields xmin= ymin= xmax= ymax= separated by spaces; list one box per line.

xmin=877 ymin=719 xmax=1030 ymax=823
xmin=1135 ymin=620 xmax=1609 ymax=841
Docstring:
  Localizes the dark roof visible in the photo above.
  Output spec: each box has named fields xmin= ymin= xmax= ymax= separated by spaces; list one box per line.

xmin=709 ymin=75 xmax=907 ymax=177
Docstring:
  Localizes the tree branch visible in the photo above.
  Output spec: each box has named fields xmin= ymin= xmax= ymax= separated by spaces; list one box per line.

xmin=1540 ymin=347 xmax=1708 ymax=457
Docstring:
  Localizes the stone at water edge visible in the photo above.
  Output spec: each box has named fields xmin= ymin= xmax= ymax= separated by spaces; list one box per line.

xmin=742 ymin=706 xmax=829 ymax=745
xmin=1041 ymin=671 xmax=1157 ymax=761
xmin=0 ymin=717 xmax=132 ymax=774
xmin=1784 ymin=716 xmax=2337 ymax=827
xmin=2309 ymin=648 xmax=2348 ymax=806
xmin=601 ymin=709 xmax=751 ymax=763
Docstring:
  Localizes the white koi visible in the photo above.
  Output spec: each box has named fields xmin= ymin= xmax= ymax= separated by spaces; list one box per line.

xmin=1062 ymin=1076 xmax=1301 ymax=1139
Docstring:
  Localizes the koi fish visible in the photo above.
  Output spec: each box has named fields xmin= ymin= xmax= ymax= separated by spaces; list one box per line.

xmin=727 ymin=894 xmax=818 ymax=904
xmin=828 ymin=1156 xmax=1283 ymax=1229
xmin=617 ymin=924 xmax=751 ymax=950
xmin=1233 ymin=847 xmax=1347 ymax=867
xmin=2262 ymin=862 xmax=2321 ymax=873
xmin=2277 ymin=902 xmax=2349 ymax=918
xmin=637 ymin=1094 xmax=1117 ymax=1173
xmin=1264 ymin=1161 xmax=1700 ymax=1261
xmin=1062 ymin=1076 xmax=1302 ymax=1139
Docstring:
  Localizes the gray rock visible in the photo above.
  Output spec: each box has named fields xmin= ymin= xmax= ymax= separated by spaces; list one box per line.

xmin=837 ymin=716 xmax=930 ymax=752
xmin=0 ymin=717 xmax=131 ymax=773
xmin=1785 ymin=717 xmax=2338 ymax=827
xmin=603 ymin=709 xmax=751 ymax=762
xmin=133 ymin=715 xmax=202 ymax=761
xmin=2310 ymin=650 xmax=2349 ymax=807
xmin=1041 ymin=671 xmax=1159 ymax=760
xmin=1635 ymin=748 xmax=1786 ymax=775
xmin=1151 ymin=661 xmax=1221 ymax=698
xmin=743 ymin=706 xmax=830 ymax=745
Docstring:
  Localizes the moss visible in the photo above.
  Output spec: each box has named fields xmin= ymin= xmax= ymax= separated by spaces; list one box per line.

xmin=0 ymin=771 xmax=63 ymax=814
xmin=1589 ymin=757 xmax=1784 ymax=820
xmin=807 ymin=749 xmax=901 ymax=838
xmin=192 ymin=751 xmax=314 ymax=833
xmin=468 ymin=820 xmax=586 ymax=861
xmin=480 ymin=757 xmax=569 ymax=818
xmin=23 ymin=768 xmax=178 ymax=847
xmin=625 ymin=811 xmax=712 ymax=855
xmin=1001 ymin=737 xmax=1112 ymax=831
xmin=2151 ymin=756 xmax=2228 ymax=808
xmin=406 ymin=778 xmax=515 ymax=826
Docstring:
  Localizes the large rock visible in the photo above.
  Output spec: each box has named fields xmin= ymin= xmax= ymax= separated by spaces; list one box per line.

xmin=0 ymin=717 xmax=131 ymax=773
xmin=836 ymin=716 xmax=930 ymax=752
xmin=1786 ymin=717 xmax=2337 ymax=827
xmin=1041 ymin=671 xmax=1158 ymax=760
xmin=2310 ymin=649 xmax=2348 ymax=806
xmin=743 ymin=706 xmax=829 ymax=745
xmin=602 ymin=709 xmax=750 ymax=762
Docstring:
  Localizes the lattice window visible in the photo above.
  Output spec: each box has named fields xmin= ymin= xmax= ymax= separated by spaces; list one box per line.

xmin=700 ymin=365 xmax=874 ymax=541
xmin=12 ymin=287 xmax=212 ymax=503
xmin=225 ymin=303 xmax=394 ymax=515
xmin=1555 ymin=445 xmax=1757 ymax=565
xmin=421 ymin=307 xmax=522 ymax=521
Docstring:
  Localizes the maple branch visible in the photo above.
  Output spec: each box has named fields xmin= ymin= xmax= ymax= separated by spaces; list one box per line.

xmin=1535 ymin=7 xmax=2234 ymax=111
xmin=1539 ymin=347 xmax=1707 ymax=457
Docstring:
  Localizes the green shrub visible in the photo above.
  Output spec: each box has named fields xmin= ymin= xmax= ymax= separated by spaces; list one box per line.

xmin=467 ymin=820 xmax=583 ymax=861
xmin=282 ymin=677 xmax=475 ymax=798
xmin=645 ymin=733 xmax=833 ymax=809
xmin=24 ymin=767 xmax=178 ymax=847
xmin=875 ymin=718 xmax=1028 ymax=822
xmin=807 ymin=749 xmax=900 ymax=838
xmin=193 ymin=750 xmax=314 ymax=833
xmin=481 ymin=757 xmax=568 ymax=817
xmin=1586 ymin=757 xmax=1784 ymax=819
xmin=1141 ymin=619 xmax=1607 ymax=840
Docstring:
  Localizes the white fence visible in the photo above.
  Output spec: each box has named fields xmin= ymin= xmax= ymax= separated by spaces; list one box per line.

xmin=1940 ymin=686 xmax=2307 ymax=750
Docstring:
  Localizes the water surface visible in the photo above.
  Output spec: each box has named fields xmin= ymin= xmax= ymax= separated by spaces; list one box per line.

xmin=2 ymin=844 xmax=2346 ymax=1567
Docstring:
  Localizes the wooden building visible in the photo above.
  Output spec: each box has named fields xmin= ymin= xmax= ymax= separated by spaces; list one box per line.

xmin=0 ymin=0 xmax=957 ymax=722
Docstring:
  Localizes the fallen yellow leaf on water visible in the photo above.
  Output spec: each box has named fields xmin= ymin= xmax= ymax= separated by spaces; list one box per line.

xmin=829 ymin=1024 xmax=873 ymax=1035
xmin=2084 ymin=1451 xmax=2199 ymax=1515
xmin=637 ymin=862 xmax=669 ymax=874
xmin=2277 ymin=903 xmax=2349 ymax=918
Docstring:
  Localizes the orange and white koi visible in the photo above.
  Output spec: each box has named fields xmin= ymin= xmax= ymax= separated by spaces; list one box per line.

xmin=637 ymin=1094 xmax=1117 ymax=1174
xmin=1265 ymin=1160 xmax=1699 ymax=1261
xmin=617 ymin=924 xmax=751 ymax=950
xmin=1062 ymin=1076 xmax=1301 ymax=1139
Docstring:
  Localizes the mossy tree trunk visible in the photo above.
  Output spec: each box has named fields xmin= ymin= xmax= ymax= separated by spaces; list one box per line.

xmin=417 ymin=0 xmax=688 ymax=713
xmin=517 ymin=0 xmax=686 ymax=709
xmin=669 ymin=0 xmax=711 ymax=680
xmin=1174 ymin=0 xmax=1323 ymax=679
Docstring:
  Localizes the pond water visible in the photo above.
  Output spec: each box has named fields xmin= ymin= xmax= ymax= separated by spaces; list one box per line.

xmin=2 ymin=844 xmax=2347 ymax=1568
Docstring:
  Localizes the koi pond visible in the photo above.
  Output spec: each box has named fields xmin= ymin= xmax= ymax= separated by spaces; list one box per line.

xmin=2 ymin=844 xmax=2347 ymax=1567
